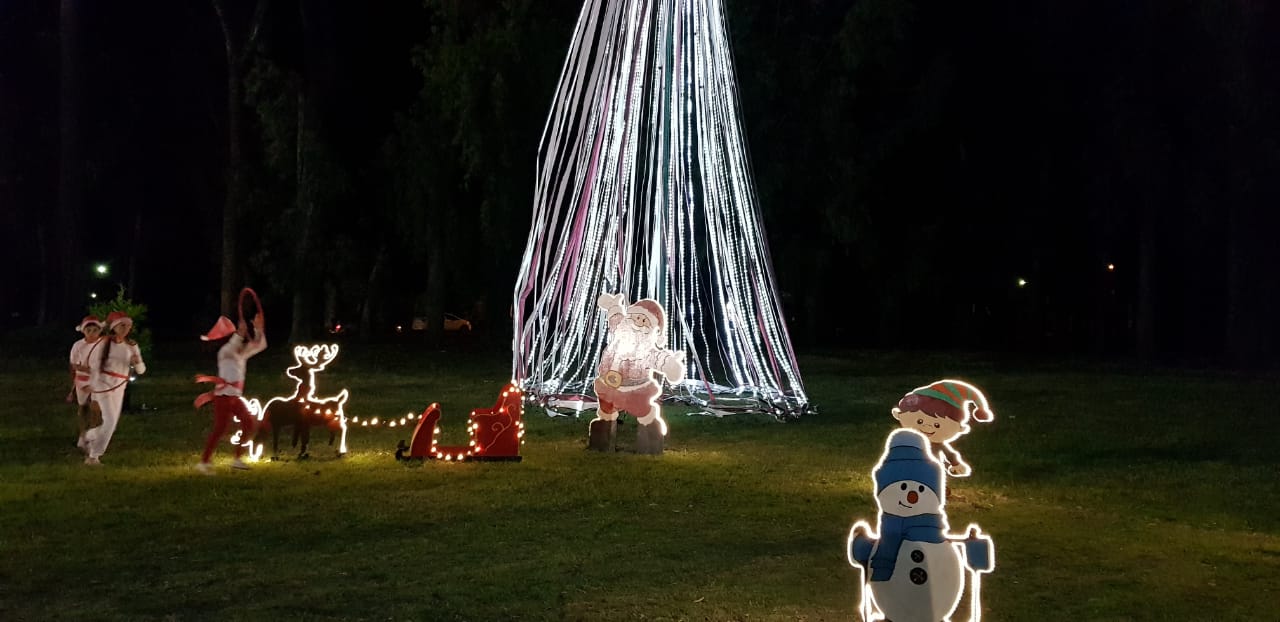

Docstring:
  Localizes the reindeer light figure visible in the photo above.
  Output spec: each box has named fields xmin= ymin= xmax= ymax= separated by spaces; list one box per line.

xmin=234 ymin=344 xmax=350 ymax=460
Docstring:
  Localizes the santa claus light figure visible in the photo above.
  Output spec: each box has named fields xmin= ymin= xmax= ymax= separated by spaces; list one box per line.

xmin=590 ymin=293 xmax=686 ymax=454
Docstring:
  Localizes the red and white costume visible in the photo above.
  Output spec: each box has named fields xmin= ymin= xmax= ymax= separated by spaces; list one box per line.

xmin=69 ymin=316 xmax=102 ymax=449
xmin=197 ymin=317 xmax=267 ymax=464
xmin=84 ymin=319 xmax=146 ymax=460
xmin=69 ymin=338 xmax=96 ymax=406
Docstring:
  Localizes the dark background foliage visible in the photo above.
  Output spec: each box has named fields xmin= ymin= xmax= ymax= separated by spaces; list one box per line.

xmin=2 ymin=0 xmax=1277 ymax=365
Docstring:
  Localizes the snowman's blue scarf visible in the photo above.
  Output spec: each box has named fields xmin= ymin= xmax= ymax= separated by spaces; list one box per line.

xmin=869 ymin=513 xmax=945 ymax=582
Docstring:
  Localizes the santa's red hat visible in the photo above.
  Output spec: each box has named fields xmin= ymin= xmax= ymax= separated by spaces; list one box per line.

xmin=77 ymin=315 xmax=102 ymax=332
xmin=629 ymin=299 xmax=666 ymax=333
xmin=106 ymin=311 xmax=133 ymax=330
xmin=200 ymin=316 xmax=236 ymax=341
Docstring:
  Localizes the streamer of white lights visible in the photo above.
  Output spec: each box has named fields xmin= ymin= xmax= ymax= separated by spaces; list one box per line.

xmin=513 ymin=0 xmax=809 ymax=418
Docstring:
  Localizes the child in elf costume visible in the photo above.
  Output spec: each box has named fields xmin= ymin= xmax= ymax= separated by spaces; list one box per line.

xmin=891 ymin=379 xmax=994 ymax=477
xmin=68 ymin=315 xmax=103 ymax=453
xmin=194 ymin=313 xmax=266 ymax=474
xmin=83 ymin=311 xmax=146 ymax=466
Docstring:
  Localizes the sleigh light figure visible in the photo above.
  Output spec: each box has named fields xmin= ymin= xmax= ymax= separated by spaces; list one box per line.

xmin=234 ymin=344 xmax=350 ymax=460
xmin=395 ymin=383 xmax=526 ymax=462
xmin=847 ymin=428 xmax=995 ymax=622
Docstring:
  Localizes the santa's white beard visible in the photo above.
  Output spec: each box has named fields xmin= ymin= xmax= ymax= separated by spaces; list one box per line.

xmin=611 ymin=324 xmax=655 ymax=354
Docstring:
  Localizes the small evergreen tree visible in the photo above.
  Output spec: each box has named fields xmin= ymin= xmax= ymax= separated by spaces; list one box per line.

xmin=88 ymin=286 xmax=151 ymax=357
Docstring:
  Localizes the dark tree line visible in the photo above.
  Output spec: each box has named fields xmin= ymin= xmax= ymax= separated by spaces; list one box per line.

xmin=2 ymin=0 xmax=1277 ymax=365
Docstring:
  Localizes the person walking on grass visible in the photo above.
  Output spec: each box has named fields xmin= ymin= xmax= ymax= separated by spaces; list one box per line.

xmin=83 ymin=311 xmax=146 ymax=466
xmin=193 ymin=312 xmax=266 ymax=474
xmin=68 ymin=315 xmax=103 ymax=453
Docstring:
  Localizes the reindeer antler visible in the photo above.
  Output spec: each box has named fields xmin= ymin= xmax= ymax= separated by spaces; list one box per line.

xmin=293 ymin=345 xmax=317 ymax=365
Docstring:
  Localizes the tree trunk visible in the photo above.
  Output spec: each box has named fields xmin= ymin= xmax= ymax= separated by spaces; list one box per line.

xmin=1221 ymin=3 xmax=1261 ymax=368
xmin=57 ymin=0 xmax=85 ymax=325
xmin=424 ymin=221 xmax=444 ymax=348
xmin=289 ymin=89 xmax=315 ymax=343
xmin=324 ymin=279 xmax=338 ymax=332
xmin=127 ymin=209 xmax=141 ymax=297
xmin=36 ymin=223 xmax=49 ymax=325
xmin=1131 ymin=0 xmax=1162 ymax=361
xmin=1134 ymin=196 xmax=1157 ymax=360
xmin=1224 ymin=202 xmax=1253 ymax=366
xmin=220 ymin=64 xmax=243 ymax=316
xmin=359 ymin=243 xmax=388 ymax=342
xmin=212 ymin=0 xmax=266 ymax=316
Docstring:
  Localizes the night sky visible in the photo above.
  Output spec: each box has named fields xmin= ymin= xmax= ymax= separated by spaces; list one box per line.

xmin=3 ymin=1 xmax=430 ymax=335
xmin=3 ymin=0 xmax=1278 ymax=363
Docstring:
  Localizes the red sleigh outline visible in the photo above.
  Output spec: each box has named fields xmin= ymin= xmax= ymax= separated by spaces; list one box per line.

xmin=396 ymin=383 xmax=525 ymax=462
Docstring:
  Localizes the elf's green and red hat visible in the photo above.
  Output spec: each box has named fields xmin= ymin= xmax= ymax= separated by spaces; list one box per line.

xmin=897 ymin=379 xmax=994 ymax=423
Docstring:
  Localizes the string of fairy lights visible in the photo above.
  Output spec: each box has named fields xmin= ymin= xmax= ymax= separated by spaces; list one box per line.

xmin=512 ymin=0 xmax=810 ymax=419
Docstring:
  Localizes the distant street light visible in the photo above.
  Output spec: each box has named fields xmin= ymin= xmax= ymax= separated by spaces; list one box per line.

xmin=94 ymin=263 xmax=109 ymax=277
xmin=1106 ymin=263 xmax=1115 ymax=272
xmin=1016 ymin=278 xmax=1028 ymax=288
xmin=90 ymin=292 xmax=98 ymax=299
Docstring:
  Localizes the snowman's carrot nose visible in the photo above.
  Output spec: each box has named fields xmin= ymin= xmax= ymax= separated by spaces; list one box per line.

xmin=907 ymin=490 xmax=919 ymax=504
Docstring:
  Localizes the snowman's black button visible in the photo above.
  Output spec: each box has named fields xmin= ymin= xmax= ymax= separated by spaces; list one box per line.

xmin=909 ymin=567 xmax=928 ymax=584
xmin=911 ymin=549 xmax=924 ymax=563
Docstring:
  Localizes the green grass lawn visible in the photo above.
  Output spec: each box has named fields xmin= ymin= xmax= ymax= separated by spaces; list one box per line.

xmin=2 ymin=339 xmax=1278 ymax=621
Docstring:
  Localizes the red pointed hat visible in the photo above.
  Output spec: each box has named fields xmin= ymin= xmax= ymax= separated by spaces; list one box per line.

xmin=77 ymin=315 xmax=102 ymax=332
xmin=898 ymin=379 xmax=994 ymax=423
xmin=200 ymin=316 xmax=236 ymax=341
xmin=106 ymin=311 xmax=133 ymax=329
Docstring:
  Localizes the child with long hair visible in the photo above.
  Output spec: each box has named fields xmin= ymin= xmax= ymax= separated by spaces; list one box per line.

xmin=83 ymin=311 xmax=146 ymax=466
xmin=194 ymin=312 xmax=266 ymax=474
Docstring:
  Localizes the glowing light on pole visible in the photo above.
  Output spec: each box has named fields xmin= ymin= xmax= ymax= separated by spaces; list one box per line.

xmin=513 ymin=0 xmax=809 ymax=419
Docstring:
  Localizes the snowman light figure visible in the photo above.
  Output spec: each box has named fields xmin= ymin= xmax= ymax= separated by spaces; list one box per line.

xmin=847 ymin=428 xmax=995 ymax=622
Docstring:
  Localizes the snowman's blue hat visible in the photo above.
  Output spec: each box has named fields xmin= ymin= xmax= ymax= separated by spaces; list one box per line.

xmin=873 ymin=429 xmax=943 ymax=495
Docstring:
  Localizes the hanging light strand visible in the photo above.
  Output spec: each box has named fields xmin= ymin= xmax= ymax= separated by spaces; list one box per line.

xmin=513 ymin=0 xmax=810 ymax=419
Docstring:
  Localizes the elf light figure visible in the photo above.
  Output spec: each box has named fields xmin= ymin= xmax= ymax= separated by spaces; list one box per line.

xmin=847 ymin=429 xmax=995 ymax=622
xmin=891 ymin=380 xmax=995 ymax=477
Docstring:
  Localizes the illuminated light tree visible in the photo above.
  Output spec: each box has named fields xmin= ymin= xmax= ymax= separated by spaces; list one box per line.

xmin=513 ymin=0 xmax=809 ymax=419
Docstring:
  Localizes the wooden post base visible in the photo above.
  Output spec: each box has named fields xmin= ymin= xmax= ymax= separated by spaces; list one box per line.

xmin=635 ymin=421 xmax=664 ymax=455
xmin=588 ymin=418 xmax=617 ymax=452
